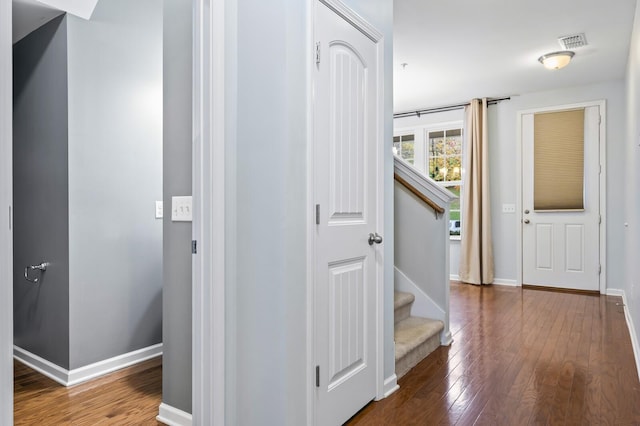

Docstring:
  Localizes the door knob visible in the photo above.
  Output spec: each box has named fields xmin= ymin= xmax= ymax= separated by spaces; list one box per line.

xmin=524 ymin=209 xmax=530 ymax=214
xmin=368 ymin=233 xmax=383 ymax=245
xmin=523 ymin=219 xmax=530 ymax=224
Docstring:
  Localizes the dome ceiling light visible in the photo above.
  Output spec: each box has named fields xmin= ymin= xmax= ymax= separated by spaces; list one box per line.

xmin=538 ymin=50 xmax=575 ymax=70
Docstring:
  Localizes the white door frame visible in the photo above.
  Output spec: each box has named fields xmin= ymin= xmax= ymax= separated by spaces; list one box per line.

xmin=192 ymin=0 xmax=229 ymax=424
xmin=516 ymin=100 xmax=607 ymax=294
xmin=1 ymin=0 xmax=14 ymax=423
xmin=0 ymin=0 xmax=227 ymax=423
xmin=307 ymin=0 xmax=386 ymax=422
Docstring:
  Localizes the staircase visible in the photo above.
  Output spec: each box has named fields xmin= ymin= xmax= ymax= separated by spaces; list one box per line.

xmin=394 ymin=291 xmax=444 ymax=380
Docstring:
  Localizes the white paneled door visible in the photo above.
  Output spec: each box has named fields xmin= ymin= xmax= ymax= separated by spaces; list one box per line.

xmin=313 ymin=1 xmax=383 ymax=424
xmin=521 ymin=105 xmax=601 ymax=291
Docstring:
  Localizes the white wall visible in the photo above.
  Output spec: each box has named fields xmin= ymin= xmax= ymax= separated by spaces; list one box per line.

xmin=624 ymin=0 xmax=640 ymax=372
xmin=395 ymin=81 xmax=625 ymax=287
xmin=0 ymin=0 xmax=13 ymax=422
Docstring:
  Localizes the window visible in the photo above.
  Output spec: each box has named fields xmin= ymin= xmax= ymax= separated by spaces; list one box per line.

xmin=392 ymin=134 xmax=415 ymax=165
xmin=393 ymin=124 xmax=463 ymax=237
xmin=427 ymin=128 xmax=463 ymax=236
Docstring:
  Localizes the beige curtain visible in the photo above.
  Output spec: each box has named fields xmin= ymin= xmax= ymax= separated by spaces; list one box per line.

xmin=459 ymin=98 xmax=494 ymax=285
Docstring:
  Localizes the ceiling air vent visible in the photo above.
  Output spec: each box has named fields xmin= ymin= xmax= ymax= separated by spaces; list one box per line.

xmin=558 ymin=33 xmax=588 ymax=50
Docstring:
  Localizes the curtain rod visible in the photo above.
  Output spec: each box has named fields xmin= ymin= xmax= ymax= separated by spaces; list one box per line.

xmin=393 ymin=97 xmax=511 ymax=119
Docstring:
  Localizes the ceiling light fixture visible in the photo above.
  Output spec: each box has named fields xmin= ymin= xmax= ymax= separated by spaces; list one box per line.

xmin=538 ymin=51 xmax=575 ymax=70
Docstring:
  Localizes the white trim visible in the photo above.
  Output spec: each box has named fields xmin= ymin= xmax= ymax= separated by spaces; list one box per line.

xmin=14 ymin=344 xmax=162 ymax=387
xmin=318 ymin=0 xmax=382 ymax=42
xmin=381 ymin=374 xmax=399 ymax=399
xmin=492 ymin=278 xmax=519 ymax=287
xmin=450 ymin=274 xmax=520 ymax=287
xmin=157 ymin=403 xmax=193 ymax=426
xmin=394 ymin=156 xmax=457 ymax=206
xmin=395 ymin=267 xmax=446 ymax=322
xmin=516 ymin=100 xmax=607 ymax=292
xmin=0 ymin=0 xmax=12 ymax=422
xmin=608 ymin=290 xmax=640 ymax=384
xmin=192 ymin=0 xmax=228 ymax=424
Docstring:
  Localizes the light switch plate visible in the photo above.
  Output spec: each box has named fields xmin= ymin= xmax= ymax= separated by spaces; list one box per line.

xmin=155 ymin=201 xmax=163 ymax=219
xmin=502 ymin=204 xmax=516 ymax=213
xmin=172 ymin=196 xmax=193 ymax=222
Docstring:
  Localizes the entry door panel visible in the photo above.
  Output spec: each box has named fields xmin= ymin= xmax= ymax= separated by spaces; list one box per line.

xmin=314 ymin=2 xmax=381 ymax=425
xmin=522 ymin=106 xmax=600 ymax=291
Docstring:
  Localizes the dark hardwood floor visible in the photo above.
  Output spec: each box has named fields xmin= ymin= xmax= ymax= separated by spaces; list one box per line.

xmin=14 ymin=357 xmax=162 ymax=425
xmin=349 ymin=281 xmax=640 ymax=425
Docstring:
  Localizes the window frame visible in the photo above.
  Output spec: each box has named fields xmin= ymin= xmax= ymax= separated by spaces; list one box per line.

xmin=394 ymin=120 xmax=464 ymax=238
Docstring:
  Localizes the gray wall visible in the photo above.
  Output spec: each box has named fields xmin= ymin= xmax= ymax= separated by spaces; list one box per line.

xmin=66 ymin=0 xmax=163 ymax=369
xmin=162 ymin=0 xmax=192 ymax=413
xmin=13 ymin=15 xmax=70 ymax=369
xmin=394 ymin=182 xmax=447 ymax=309
xmin=624 ymin=0 xmax=640 ymax=369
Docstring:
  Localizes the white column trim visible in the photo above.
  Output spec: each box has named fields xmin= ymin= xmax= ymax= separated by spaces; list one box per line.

xmin=192 ymin=0 xmax=228 ymax=424
xmin=0 ymin=0 xmax=13 ymax=423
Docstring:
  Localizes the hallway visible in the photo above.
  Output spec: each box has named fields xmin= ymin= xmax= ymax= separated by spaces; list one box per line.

xmin=349 ymin=282 xmax=640 ymax=425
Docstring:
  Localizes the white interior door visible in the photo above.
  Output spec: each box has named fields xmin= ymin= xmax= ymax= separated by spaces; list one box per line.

xmin=521 ymin=105 xmax=601 ymax=291
xmin=313 ymin=2 xmax=382 ymax=424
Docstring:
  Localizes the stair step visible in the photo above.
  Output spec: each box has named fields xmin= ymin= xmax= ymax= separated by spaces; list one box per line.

xmin=394 ymin=291 xmax=415 ymax=324
xmin=395 ymin=316 xmax=444 ymax=380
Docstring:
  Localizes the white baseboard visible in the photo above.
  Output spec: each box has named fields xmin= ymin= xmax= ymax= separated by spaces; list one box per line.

xmin=441 ymin=330 xmax=453 ymax=346
xmin=606 ymin=288 xmax=624 ymax=297
xmin=14 ymin=343 xmax=162 ymax=387
xmin=13 ymin=346 xmax=69 ymax=385
xmin=380 ymin=374 xmax=399 ymax=399
xmin=613 ymin=290 xmax=640 ymax=384
xmin=157 ymin=403 xmax=193 ymax=426
xmin=450 ymin=274 xmax=519 ymax=287
xmin=492 ymin=278 xmax=519 ymax=287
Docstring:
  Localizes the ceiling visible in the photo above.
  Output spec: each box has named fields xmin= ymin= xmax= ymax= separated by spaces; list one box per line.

xmin=12 ymin=0 xmax=99 ymax=43
xmin=13 ymin=0 xmax=64 ymax=43
xmin=393 ymin=0 xmax=638 ymax=113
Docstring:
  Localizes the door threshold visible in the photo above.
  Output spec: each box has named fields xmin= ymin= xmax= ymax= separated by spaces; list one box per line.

xmin=522 ymin=284 xmax=600 ymax=296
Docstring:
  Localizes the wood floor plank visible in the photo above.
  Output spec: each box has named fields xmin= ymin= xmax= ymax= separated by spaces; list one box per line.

xmin=347 ymin=282 xmax=640 ymax=426
xmin=14 ymin=357 xmax=162 ymax=425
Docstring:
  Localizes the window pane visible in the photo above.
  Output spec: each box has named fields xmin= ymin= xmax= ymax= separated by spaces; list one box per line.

xmin=445 ymin=135 xmax=462 ymax=156
xmin=393 ymin=136 xmax=400 ymax=143
xmin=446 ymin=185 xmax=461 ymax=235
xmin=533 ymin=109 xmax=585 ymax=210
xmin=400 ymin=140 xmax=414 ymax=164
xmin=429 ymin=136 xmax=445 ymax=156
xmin=429 ymin=157 xmax=445 ymax=181
xmin=446 ymin=128 xmax=462 ymax=137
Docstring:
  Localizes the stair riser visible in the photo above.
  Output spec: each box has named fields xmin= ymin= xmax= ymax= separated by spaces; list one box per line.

xmin=396 ymin=333 xmax=440 ymax=380
xmin=394 ymin=304 xmax=412 ymax=324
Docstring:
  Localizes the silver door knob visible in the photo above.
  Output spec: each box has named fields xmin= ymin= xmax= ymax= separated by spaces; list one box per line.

xmin=523 ymin=219 xmax=530 ymax=224
xmin=368 ymin=233 xmax=383 ymax=245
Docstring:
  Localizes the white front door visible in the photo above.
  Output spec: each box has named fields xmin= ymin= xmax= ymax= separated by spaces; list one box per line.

xmin=313 ymin=2 xmax=382 ymax=424
xmin=521 ymin=105 xmax=601 ymax=291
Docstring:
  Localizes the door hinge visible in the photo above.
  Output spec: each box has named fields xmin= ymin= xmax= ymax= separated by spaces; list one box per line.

xmin=599 ymin=215 xmax=602 ymax=224
xmin=315 ymin=42 xmax=321 ymax=65
xmin=192 ymin=240 xmax=197 ymax=254
xmin=315 ymin=204 xmax=320 ymax=225
xmin=315 ymin=365 xmax=320 ymax=387
xmin=598 ymin=265 xmax=602 ymax=275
